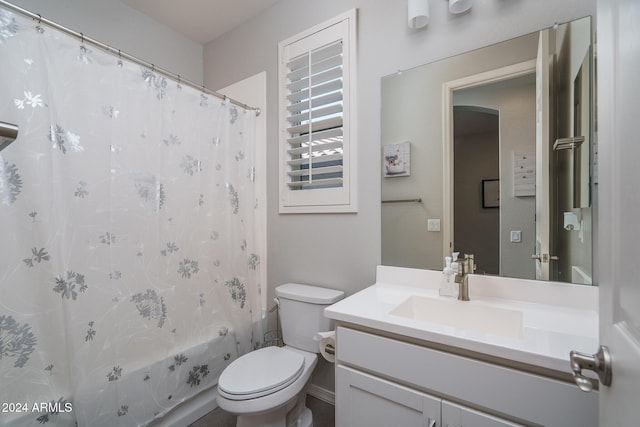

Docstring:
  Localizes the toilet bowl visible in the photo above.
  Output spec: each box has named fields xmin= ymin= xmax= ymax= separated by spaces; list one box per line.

xmin=216 ymin=283 xmax=344 ymax=427
xmin=216 ymin=346 xmax=317 ymax=427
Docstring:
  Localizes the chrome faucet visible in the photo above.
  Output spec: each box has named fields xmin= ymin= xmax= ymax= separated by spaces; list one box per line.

xmin=454 ymin=254 xmax=475 ymax=301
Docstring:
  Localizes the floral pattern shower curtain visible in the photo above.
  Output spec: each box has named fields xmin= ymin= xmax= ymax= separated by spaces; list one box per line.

xmin=0 ymin=8 xmax=264 ymax=426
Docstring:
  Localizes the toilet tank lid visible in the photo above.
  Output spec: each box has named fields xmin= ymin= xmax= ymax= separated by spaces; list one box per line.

xmin=276 ymin=283 xmax=345 ymax=304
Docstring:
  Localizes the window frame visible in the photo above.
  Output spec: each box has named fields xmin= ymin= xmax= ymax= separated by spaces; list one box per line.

xmin=278 ymin=9 xmax=358 ymax=214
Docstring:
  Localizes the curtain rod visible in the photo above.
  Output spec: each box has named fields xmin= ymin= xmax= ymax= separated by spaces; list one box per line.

xmin=0 ymin=0 xmax=261 ymax=116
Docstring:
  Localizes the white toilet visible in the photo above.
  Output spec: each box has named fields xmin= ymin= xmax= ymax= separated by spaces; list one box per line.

xmin=216 ymin=283 xmax=345 ymax=427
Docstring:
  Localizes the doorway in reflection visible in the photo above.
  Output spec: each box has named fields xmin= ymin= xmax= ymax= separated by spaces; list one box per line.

xmin=452 ymin=73 xmax=537 ymax=279
xmin=453 ymin=106 xmax=500 ymax=275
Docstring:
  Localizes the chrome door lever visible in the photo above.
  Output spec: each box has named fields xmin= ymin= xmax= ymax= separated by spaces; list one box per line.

xmin=531 ymin=254 xmax=559 ymax=262
xmin=570 ymin=346 xmax=612 ymax=392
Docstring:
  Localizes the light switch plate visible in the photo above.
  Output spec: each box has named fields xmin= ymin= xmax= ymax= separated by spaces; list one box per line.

xmin=510 ymin=230 xmax=522 ymax=243
xmin=427 ymin=219 xmax=441 ymax=232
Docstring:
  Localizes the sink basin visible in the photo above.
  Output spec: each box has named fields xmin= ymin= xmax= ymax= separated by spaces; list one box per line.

xmin=389 ymin=295 xmax=523 ymax=339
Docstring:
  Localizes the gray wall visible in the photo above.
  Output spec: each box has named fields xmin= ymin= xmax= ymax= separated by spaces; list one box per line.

xmin=203 ymin=0 xmax=596 ymax=391
xmin=554 ymin=18 xmax=594 ymax=283
xmin=203 ymin=0 xmax=596 ymax=294
xmin=8 ymin=0 xmax=596 ymax=397
xmin=381 ymin=32 xmax=539 ymax=273
xmin=454 ymin=79 xmax=538 ymax=280
xmin=454 ymin=115 xmax=500 ymax=276
xmin=7 ymin=0 xmax=203 ymax=83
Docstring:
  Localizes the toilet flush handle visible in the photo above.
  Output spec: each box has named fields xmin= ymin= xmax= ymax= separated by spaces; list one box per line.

xmin=269 ymin=297 xmax=280 ymax=313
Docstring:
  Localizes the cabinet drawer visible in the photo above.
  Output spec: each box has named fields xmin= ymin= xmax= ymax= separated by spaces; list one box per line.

xmin=337 ymin=327 xmax=597 ymax=427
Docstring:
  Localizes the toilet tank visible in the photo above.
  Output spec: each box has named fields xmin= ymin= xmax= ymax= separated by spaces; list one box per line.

xmin=275 ymin=283 xmax=345 ymax=353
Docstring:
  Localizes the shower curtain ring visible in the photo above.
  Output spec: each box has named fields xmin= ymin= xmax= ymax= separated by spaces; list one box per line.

xmin=34 ymin=14 xmax=45 ymax=34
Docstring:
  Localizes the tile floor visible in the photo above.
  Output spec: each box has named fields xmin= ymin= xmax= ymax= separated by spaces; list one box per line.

xmin=188 ymin=395 xmax=335 ymax=427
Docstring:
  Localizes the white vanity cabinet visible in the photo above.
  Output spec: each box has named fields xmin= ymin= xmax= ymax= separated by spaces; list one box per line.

xmin=337 ymin=365 xmax=441 ymax=427
xmin=337 ymin=365 xmax=519 ymax=427
xmin=335 ymin=326 xmax=597 ymax=427
xmin=441 ymin=401 xmax=522 ymax=427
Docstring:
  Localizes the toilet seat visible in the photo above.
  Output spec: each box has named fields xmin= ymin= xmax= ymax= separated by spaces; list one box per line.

xmin=218 ymin=346 xmax=305 ymax=400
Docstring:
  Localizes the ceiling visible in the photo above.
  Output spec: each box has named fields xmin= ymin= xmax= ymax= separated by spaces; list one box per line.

xmin=120 ymin=0 xmax=280 ymax=44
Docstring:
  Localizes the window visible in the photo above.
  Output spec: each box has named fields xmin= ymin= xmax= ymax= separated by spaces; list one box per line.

xmin=278 ymin=10 xmax=357 ymax=213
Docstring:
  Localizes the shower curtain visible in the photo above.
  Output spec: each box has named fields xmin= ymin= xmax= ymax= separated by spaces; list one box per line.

xmin=0 ymin=7 xmax=264 ymax=426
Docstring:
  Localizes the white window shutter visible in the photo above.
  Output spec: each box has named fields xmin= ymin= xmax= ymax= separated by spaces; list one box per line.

xmin=278 ymin=10 xmax=357 ymax=213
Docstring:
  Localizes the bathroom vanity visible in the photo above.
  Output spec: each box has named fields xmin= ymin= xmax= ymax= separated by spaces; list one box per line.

xmin=325 ymin=266 xmax=599 ymax=427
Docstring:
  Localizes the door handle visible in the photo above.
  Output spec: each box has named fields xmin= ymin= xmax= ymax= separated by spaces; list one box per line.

xmin=570 ymin=345 xmax=612 ymax=392
xmin=531 ymin=254 xmax=559 ymax=262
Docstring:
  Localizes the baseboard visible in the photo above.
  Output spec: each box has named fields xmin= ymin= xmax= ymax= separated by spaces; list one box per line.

xmin=307 ymin=384 xmax=335 ymax=406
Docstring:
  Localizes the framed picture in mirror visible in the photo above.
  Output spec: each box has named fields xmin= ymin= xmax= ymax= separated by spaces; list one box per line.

xmin=383 ymin=141 xmax=411 ymax=177
xmin=482 ymin=179 xmax=500 ymax=208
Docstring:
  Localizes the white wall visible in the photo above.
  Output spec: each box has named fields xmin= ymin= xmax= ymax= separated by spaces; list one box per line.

xmin=6 ymin=0 xmax=203 ymax=83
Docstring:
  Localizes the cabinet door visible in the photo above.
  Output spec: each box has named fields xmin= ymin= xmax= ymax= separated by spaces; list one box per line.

xmin=336 ymin=365 xmax=440 ymax=427
xmin=442 ymin=401 xmax=524 ymax=427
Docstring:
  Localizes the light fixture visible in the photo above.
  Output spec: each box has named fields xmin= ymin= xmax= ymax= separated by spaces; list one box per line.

xmin=449 ymin=0 xmax=473 ymax=14
xmin=408 ymin=0 xmax=430 ymax=29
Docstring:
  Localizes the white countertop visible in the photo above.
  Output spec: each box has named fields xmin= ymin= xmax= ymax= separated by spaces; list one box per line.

xmin=325 ymin=266 xmax=599 ymax=374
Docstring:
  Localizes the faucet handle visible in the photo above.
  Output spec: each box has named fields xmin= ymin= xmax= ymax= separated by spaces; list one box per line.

xmin=465 ymin=254 xmax=476 ymax=273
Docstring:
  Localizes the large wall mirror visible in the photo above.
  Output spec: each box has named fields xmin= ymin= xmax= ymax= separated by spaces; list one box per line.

xmin=381 ymin=17 xmax=595 ymax=285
